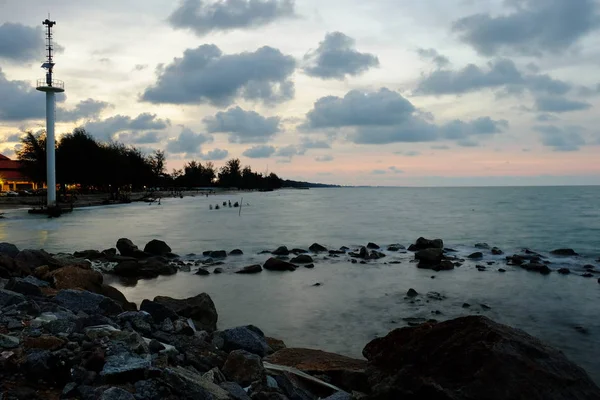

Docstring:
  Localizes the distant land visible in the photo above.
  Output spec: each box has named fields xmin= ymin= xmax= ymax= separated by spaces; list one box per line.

xmin=282 ymin=179 xmax=341 ymax=188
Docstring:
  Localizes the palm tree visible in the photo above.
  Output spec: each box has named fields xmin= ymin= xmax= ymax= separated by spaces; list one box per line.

xmin=17 ymin=131 xmax=47 ymax=186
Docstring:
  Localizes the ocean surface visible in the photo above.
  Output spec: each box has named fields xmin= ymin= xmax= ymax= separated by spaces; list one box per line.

xmin=1 ymin=186 xmax=600 ymax=380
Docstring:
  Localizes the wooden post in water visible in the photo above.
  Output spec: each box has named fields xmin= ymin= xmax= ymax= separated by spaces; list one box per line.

xmin=239 ymin=197 xmax=243 ymax=216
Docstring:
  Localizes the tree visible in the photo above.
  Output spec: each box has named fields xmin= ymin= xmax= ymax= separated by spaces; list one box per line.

xmin=17 ymin=131 xmax=47 ymax=185
xmin=218 ymin=158 xmax=242 ymax=188
xmin=150 ymin=150 xmax=167 ymax=186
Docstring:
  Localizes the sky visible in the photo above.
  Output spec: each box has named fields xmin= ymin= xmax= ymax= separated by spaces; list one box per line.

xmin=0 ymin=0 xmax=599 ymax=186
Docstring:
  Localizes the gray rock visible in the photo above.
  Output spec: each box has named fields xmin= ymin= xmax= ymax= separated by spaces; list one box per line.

xmin=149 ymin=339 xmax=165 ymax=353
xmin=55 ymin=289 xmax=123 ymax=316
xmin=230 ymin=249 xmax=244 ymax=256
xmin=210 ymin=250 xmax=228 ymax=259
xmin=222 ymin=349 xmax=265 ymax=386
xmin=203 ymin=367 xmax=227 ymax=384
xmin=474 ymin=243 xmax=490 ymax=249
xmin=468 ymin=252 xmax=484 ymax=259
xmin=153 ymin=293 xmax=218 ymax=333
xmin=15 ymin=249 xmax=63 ymax=269
xmin=160 ymin=366 xmax=219 ymax=400
xmin=0 ymin=333 xmax=20 ymax=349
xmin=387 ymin=244 xmax=405 ymax=252
xmin=415 ymin=248 xmax=443 ymax=266
xmin=550 ymin=248 xmax=579 ymax=256
xmin=100 ymin=387 xmax=136 ymax=400
xmin=0 ymin=289 xmax=26 ymax=307
xmin=0 ymin=242 xmax=19 ymax=258
xmin=324 ymin=392 xmax=352 ymax=400
xmin=236 ymin=264 xmax=263 ymax=274
xmin=407 ymin=288 xmax=418 ymax=297
xmin=101 ymin=353 xmax=151 ymax=383
xmin=219 ymin=381 xmax=251 ymax=400
xmin=214 ymin=267 xmax=224 ymax=274
xmin=558 ymin=268 xmax=571 ymax=275
xmin=221 ymin=326 xmax=271 ymax=357
xmin=408 ymin=237 xmax=444 ymax=251
xmin=491 ymin=247 xmax=504 ymax=255
xmin=367 ymin=242 xmax=380 ymax=250
xmin=5 ymin=277 xmax=44 ymax=296
xmin=140 ymin=300 xmax=179 ymax=323
xmin=195 ymin=268 xmax=210 ymax=276
xmin=263 ymin=258 xmax=296 ymax=272
xmin=134 ymin=380 xmax=166 ymax=400
xmin=62 ymin=382 xmax=78 ymax=398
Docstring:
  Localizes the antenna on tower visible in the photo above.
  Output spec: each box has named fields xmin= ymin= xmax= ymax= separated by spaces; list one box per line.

xmin=41 ymin=17 xmax=57 ymax=86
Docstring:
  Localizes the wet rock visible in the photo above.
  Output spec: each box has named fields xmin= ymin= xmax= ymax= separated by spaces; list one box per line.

xmin=265 ymin=347 xmax=368 ymax=393
xmin=498 ymin=268 xmax=506 ymax=273
xmin=415 ymin=248 xmax=443 ymax=267
xmin=462 ymin=303 xmax=471 ymax=308
xmin=408 ymin=237 xmax=444 ymax=251
xmin=195 ymin=268 xmax=210 ymax=276
xmin=480 ymin=304 xmax=491 ymax=310
xmin=551 ymin=248 xmax=579 ymax=256
xmin=266 ymin=337 xmax=287 ymax=353
xmin=323 ymin=392 xmax=352 ymax=400
xmin=491 ymin=247 xmax=503 ymax=255
xmin=230 ymin=249 xmax=244 ymax=256
xmin=144 ymin=239 xmax=172 ymax=256
xmin=236 ymin=264 xmax=263 ymax=274
xmin=116 ymin=238 xmax=139 ymax=257
xmin=162 ymin=366 xmax=228 ymax=399
xmin=558 ymin=268 xmax=571 ymax=275
xmin=574 ymin=326 xmax=589 ymax=335
xmin=406 ymin=288 xmax=418 ymax=297
xmin=291 ymin=248 xmax=308 ymax=255
xmin=101 ymin=284 xmax=137 ymax=311
xmin=223 ymin=349 xmax=266 ymax=386
xmin=476 ymin=265 xmax=486 ymax=271
xmin=304 ymin=263 xmax=315 ymax=269
xmin=362 ymin=315 xmax=600 ymax=400
xmin=153 ymin=293 xmax=218 ymax=332
xmin=272 ymin=246 xmax=290 ymax=256
xmin=0 ymin=242 xmax=19 ymax=258
xmin=55 ymin=289 xmax=123 ymax=316
xmin=113 ymin=258 xmax=177 ymax=279
xmin=309 ymin=243 xmax=328 ymax=253
xmin=290 ymin=254 xmax=314 ymax=264
xmin=100 ymin=353 xmax=151 ymax=383
xmin=474 ymin=243 xmax=490 ymax=249
xmin=214 ymin=267 xmax=224 ymax=274
xmin=387 ymin=244 xmax=405 ymax=252
xmin=149 ymin=339 xmax=166 ymax=353
xmin=351 ymin=259 xmax=357 ymax=264
xmin=434 ymin=260 xmax=455 ymax=271
xmin=264 ymin=258 xmax=297 ymax=272
xmin=521 ymin=263 xmax=551 ymax=275
xmin=366 ymin=242 xmax=380 ymax=250
xmin=468 ymin=252 xmax=483 ymax=259
xmin=220 ymin=325 xmax=271 ymax=357
xmin=210 ymin=250 xmax=227 ymax=259
xmin=582 ymin=273 xmax=593 ymax=278
xmin=73 ymin=249 xmax=103 ymax=260
xmin=100 ymin=387 xmax=136 ymax=400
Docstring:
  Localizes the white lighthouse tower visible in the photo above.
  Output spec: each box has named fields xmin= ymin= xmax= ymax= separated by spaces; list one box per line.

xmin=36 ymin=18 xmax=64 ymax=208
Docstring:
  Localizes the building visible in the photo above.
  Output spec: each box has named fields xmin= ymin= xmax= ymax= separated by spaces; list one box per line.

xmin=0 ymin=154 xmax=39 ymax=191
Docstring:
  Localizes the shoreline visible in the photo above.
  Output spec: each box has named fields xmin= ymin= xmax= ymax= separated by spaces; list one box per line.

xmin=0 ymin=237 xmax=600 ymax=398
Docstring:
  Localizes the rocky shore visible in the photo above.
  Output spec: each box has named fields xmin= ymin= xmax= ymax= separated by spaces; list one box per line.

xmin=1 ymin=238 xmax=600 ymax=399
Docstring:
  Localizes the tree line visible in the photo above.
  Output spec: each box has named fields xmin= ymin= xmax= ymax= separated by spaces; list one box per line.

xmin=17 ymin=128 xmax=283 ymax=192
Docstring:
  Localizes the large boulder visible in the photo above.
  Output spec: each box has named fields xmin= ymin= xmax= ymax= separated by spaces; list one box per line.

xmin=236 ymin=264 xmax=263 ymax=274
xmin=265 ymin=348 xmax=368 ymax=393
xmin=0 ymin=242 xmax=19 ymax=258
xmin=219 ymin=326 xmax=271 ymax=357
xmin=15 ymin=249 xmax=63 ymax=270
xmin=54 ymin=289 xmax=123 ymax=316
xmin=49 ymin=265 xmax=104 ymax=292
xmin=362 ymin=316 xmax=600 ymax=399
xmin=290 ymin=254 xmax=314 ymax=264
xmin=0 ymin=253 xmax=30 ymax=278
xmin=73 ymin=249 xmax=104 ymax=260
xmin=222 ymin=350 xmax=266 ymax=387
xmin=309 ymin=243 xmax=327 ymax=253
xmin=414 ymin=248 xmax=443 ymax=266
xmin=116 ymin=238 xmax=139 ymax=257
xmin=5 ymin=276 xmax=48 ymax=296
xmin=100 ymin=284 xmax=137 ymax=311
xmin=263 ymin=258 xmax=296 ymax=272
xmin=153 ymin=293 xmax=218 ymax=332
xmin=551 ymin=248 xmax=579 ymax=256
xmin=408 ymin=237 xmax=444 ymax=251
xmin=271 ymin=246 xmax=290 ymax=256
xmin=143 ymin=239 xmax=172 ymax=256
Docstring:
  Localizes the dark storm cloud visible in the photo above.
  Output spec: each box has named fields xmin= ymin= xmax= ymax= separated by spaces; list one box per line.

xmin=242 ymin=145 xmax=276 ymax=158
xmin=201 ymin=148 xmax=229 ymax=160
xmin=203 ymin=106 xmax=281 ymax=143
xmin=452 ymin=0 xmax=600 ymax=56
xmin=168 ymin=0 xmax=295 ymax=36
xmin=84 ymin=113 xmax=171 ymax=141
xmin=141 ymin=45 xmax=296 ymax=107
xmin=534 ymin=125 xmax=586 ymax=151
xmin=303 ymin=88 xmax=508 ymax=145
xmin=534 ymin=96 xmax=591 ymax=113
xmin=303 ymin=32 xmax=379 ymax=80
xmin=166 ymin=127 xmax=213 ymax=155
xmin=59 ymin=99 xmax=113 ymax=122
xmin=0 ymin=23 xmax=64 ymax=62
xmin=416 ymin=48 xmax=450 ymax=68
xmin=0 ymin=68 xmax=66 ymax=121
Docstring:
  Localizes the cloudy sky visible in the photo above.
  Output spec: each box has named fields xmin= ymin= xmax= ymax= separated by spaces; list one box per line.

xmin=1 ymin=0 xmax=600 ymax=186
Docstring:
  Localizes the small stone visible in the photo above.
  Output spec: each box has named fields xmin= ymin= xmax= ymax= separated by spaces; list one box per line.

xmin=0 ymin=334 xmax=20 ymax=349
xmin=100 ymin=387 xmax=135 ymax=400
xmin=480 ymin=304 xmax=491 ymax=310
xmin=229 ymin=249 xmax=244 ymax=256
xmin=468 ymin=252 xmax=484 ymax=259
xmin=149 ymin=339 xmax=165 ymax=353
xmin=550 ymin=248 xmax=579 ymax=256
xmin=407 ymin=288 xmax=418 ymax=297
xmin=558 ymin=268 xmax=570 ymax=275
xmin=312 ymin=282 xmax=322 ymax=287
xmin=195 ymin=268 xmax=210 ymax=275
xmin=214 ymin=267 xmax=224 ymax=274
xmin=498 ymin=268 xmax=506 ymax=272
xmin=309 ymin=243 xmax=328 ymax=253
xmin=462 ymin=303 xmax=471 ymax=308
xmin=236 ymin=264 xmax=262 ymax=274
xmin=367 ymin=242 xmax=380 ymax=250
xmin=304 ymin=263 xmax=315 ymax=269
xmin=290 ymin=254 xmax=314 ymax=264
xmin=582 ymin=273 xmax=593 ymax=278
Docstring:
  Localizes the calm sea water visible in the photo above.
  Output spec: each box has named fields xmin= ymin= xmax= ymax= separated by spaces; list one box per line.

xmin=1 ymin=187 xmax=600 ymax=380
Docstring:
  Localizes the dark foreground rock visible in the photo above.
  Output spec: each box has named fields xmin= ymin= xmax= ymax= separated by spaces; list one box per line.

xmin=408 ymin=237 xmax=444 ymax=251
xmin=236 ymin=264 xmax=263 ymax=274
xmin=309 ymin=243 xmax=327 ymax=252
xmin=551 ymin=248 xmax=579 ymax=256
xmin=153 ymin=293 xmax=218 ymax=332
xmin=143 ymin=239 xmax=172 ymax=256
xmin=362 ymin=315 xmax=600 ymax=400
xmin=263 ymin=258 xmax=297 ymax=271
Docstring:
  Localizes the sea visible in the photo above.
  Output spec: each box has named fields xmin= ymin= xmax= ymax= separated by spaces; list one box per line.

xmin=1 ymin=186 xmax=600 ymax=380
